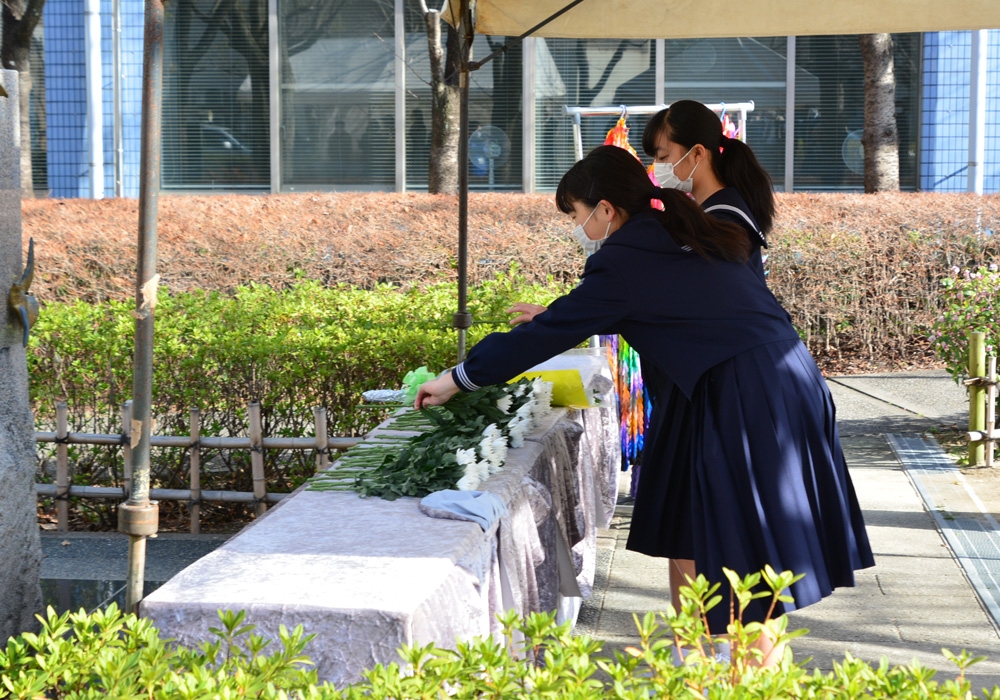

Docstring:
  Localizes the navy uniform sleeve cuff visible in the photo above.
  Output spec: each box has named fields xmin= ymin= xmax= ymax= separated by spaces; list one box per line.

xmin=452 ymin=362 xmax=481 ymax=392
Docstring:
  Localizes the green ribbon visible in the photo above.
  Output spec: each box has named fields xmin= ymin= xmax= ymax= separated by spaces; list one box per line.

xmin=401 ymin=366 xmax=438 ymax=402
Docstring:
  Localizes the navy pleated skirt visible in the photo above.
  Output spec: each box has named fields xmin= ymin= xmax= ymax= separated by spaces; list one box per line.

xmin=626 ymin=338 xmax=875 ymax=633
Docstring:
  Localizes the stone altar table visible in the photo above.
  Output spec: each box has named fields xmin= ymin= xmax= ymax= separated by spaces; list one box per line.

xmin=141 ymin=350 xmax=620 ymax=686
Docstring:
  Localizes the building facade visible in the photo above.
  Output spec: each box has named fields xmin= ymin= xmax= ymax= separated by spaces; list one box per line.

xmin=29 ymin=0 xmax=1000 ymax=198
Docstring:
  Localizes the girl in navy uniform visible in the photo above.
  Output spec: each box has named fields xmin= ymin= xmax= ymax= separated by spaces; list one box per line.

xmin=416 ymin=145 xmax=874 ymax=663
xmin=644 ymin=99 xmax=774 ymax=285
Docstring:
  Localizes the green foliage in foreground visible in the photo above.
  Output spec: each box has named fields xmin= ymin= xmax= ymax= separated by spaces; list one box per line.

xmin=931 ymin=265 xmax=1000 ymax=384
xmin=2 ymin=568 xmax=994 ymax=699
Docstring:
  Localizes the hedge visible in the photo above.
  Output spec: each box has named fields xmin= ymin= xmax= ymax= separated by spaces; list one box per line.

xmin=29 ymin=272 xmax=570 ymax=530
xmin=21 ymin=191 xmax=1000 ymax=370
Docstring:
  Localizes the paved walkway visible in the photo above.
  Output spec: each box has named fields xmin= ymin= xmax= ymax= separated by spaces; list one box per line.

xmin=576 ymin=370 xmax=1000 ymax=693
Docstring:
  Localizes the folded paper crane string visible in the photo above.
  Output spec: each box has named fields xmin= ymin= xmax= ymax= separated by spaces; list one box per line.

xmin=8 ymin=238 xmax=38 ymax=347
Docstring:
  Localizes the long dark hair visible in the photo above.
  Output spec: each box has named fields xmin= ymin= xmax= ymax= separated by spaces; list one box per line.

xmin=556 ymin=145 xmax=749 ymax=263
xmin=642 ymin=100 xmax=775 ymax=235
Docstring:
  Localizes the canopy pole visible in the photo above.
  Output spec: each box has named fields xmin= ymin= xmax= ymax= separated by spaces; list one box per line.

xmin=121 ymin=0 xmax=163 ymax=615
xmin=453 ymin=0 xmax=590 ymax=361
xmin=454 ymin=0 xmax=474 ymax=361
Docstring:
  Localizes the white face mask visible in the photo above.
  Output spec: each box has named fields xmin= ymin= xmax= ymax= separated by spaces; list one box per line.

xmin=572 ymin=206 xmax=611 ymax=255
xmin=653 ymin=147 xmax=698 ymax=193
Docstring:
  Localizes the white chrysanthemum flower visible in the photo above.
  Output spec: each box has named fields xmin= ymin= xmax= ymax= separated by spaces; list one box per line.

xmin=496 ymin=395 xmax=512 ymax=413
xmin=539 ymin=382 xmax=553 ymax=410
xmin=489 ymin=437 xmax=508 ymax=472
xmin=479 ymin=435 xmax=495 ymax=463
xmin=508 ymin=423 xmax=526 ymax=448
xmin=513 ymin=383 xmax=526 ymax=397
xmin=457 ymin=473 xmax=480 ymax=491
xmin=474 ymin=460 xmax=491 ymax=482
xmin=456 ymin=447 xmax=478 ymax=467
xmin=530 ymin=379 xmax=553 ymax=419
xmin=515 ymin=400 xmax=536 ymax=431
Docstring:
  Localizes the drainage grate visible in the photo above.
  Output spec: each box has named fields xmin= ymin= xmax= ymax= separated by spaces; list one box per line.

xmin=886 ymin=434 xmax=1000 ymax=633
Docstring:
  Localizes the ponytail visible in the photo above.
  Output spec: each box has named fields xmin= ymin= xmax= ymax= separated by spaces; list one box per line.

xmin=715 ymin=135 xmax=775 ymax=235
xmin=643 ymin=101 xmax=776 ymax=236
xmin=556 ymin=146 xmax=749 ymax=263
xmin=651 ymin=187 xmax=750 ymax=263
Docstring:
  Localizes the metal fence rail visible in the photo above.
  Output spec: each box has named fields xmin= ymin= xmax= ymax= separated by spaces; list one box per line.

xmin=36 ymin=400 xmax=364 ymax=533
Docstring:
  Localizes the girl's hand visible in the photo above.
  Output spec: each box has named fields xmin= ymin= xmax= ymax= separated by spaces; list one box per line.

xmin=505 ymin=302 xmax=547 ymax=326
xmin=415 ymin=372 xmax=461 ymax=408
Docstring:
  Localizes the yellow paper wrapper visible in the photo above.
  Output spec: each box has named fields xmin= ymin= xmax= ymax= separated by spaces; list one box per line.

xmin=509 ymin=369 xmax=591 ymax=408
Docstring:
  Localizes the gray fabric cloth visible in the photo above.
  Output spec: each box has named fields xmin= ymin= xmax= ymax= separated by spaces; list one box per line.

xmin=140 ymin=386 xmax=621 ymax=687
xmin=419 ymin=490 xmax=508 ymax=531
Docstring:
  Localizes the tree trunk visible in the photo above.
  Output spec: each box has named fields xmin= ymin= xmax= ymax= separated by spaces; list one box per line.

xmin=2 ymin=0 xmax=45 ymax=197
xmin=0 ymin=68 xmax=44 ymax=643
xmin=424 ymin=9 xmax=460 ymax=194
xmin=15 ymin=50 xmax=32 ymax=195
xmin=859 ymin=33 xmax=899 ymax=193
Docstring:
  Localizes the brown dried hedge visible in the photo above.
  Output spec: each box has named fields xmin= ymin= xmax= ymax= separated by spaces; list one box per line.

xmin=21 ymin=191 xmax=1000 ymax=373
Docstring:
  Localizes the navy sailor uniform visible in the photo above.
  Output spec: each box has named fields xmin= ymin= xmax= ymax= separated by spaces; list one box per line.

xmin=452 ymin=209 xmax=875 ymax=632
xmin=702 ymin=186 xmax=767 ymax=284
xmin=642 ymin=187 xmax=768 ymax=408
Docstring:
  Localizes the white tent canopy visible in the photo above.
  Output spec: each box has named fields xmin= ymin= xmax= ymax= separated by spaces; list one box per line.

xmin=457 ymin=0 xmax=1000 ymax=39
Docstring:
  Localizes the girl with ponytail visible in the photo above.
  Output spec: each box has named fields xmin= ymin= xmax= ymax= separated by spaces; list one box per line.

xmin=417 ymin=146 xmax=874 ymax=664
xmin=643 ymin=100 xmax=775 ymax=282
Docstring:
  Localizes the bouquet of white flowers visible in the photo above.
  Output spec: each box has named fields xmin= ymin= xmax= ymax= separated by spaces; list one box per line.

xmin=308 ymin=376 xmax=553 ymax=500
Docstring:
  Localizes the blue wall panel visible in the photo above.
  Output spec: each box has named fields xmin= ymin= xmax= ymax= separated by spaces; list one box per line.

xmin=44 ymin=0 xmax=87 ymax=198
xmin=44 ymin=0 xmax=143 ymax=199
xmin=921 ymin=30 xmax=1000 ymax=192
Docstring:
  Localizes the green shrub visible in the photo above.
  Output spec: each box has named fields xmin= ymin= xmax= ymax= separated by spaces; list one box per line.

xmin=931 ymin=265 xmax=1000 ymax=383
xmin=0 ymin=605 xmax=320 ymax=698
xmin=28 ymin=268 xmax=572 ymax=529
xmin=2 ymin=569 xmax=993 ymax=699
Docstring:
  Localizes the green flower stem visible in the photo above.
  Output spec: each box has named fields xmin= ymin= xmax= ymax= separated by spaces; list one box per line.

xmin=307 ymin=483 xmax=357 ymax=492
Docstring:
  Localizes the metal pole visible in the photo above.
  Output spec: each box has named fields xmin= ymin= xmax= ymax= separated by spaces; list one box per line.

xmin=268 ymin=0 xmax=281 ymax=193
xmin=968 ymin=29 xmax=988 ymax=195
xmin=970 ymin=331 xmax=986 ymax=466
xmin=84 ymin=0 xmax=104 ymax=199
xmin=112 ymin=0 xmax=123 ymax=197
xmin=120 ymin=0 xmax=164 ymax=616
xmin=394 ymin=0 xmax=406 ymax=193
xmin=784 ymin=35 xmax=796 ymax=193
xmin=453 ymin=0 xmax=473 ymax=361
xmin=522 ymin=37 xmax=536 ymax=194
xmin=654 ymin=39 xmax=664 ymax=106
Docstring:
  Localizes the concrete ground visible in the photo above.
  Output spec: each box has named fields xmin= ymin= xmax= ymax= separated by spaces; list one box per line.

xmin=39 ymin=532 xmax=229 ymax=613
xmin=576 ymin=370 xmax=1000 ymax=693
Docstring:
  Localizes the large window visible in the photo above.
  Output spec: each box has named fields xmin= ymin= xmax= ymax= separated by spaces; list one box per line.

xmin=794 ymin=33 xmax=920 ymax=190
xmin=279 ymin=0 xmax=396 ymax=190
xmin=534 ymin=38 xmax=654 ymax=190
xmin=402 ymin=8 xmax=523 ymax=191
xmin=662 ymin=37 xmax=788 ymax=187
xmin=162 ymin=0 xmax=269 ymax=189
